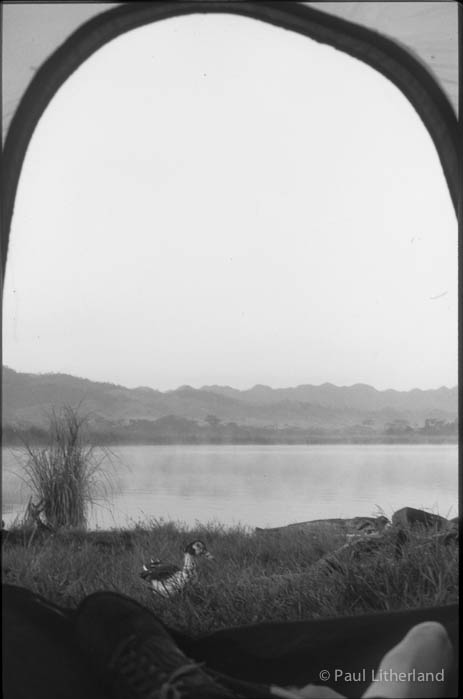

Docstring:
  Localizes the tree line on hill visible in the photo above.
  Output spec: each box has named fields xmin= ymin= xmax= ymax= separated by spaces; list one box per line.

xmin=2 ymin=414 xmax=458 ymax=446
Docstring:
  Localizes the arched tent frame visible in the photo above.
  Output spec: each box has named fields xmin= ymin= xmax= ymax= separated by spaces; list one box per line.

xmin=2 ymin=0 xmax=460 ymax=279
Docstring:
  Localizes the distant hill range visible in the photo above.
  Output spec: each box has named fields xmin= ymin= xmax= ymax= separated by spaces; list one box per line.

xmin=2 ymin=367 xmax=458 ymax=445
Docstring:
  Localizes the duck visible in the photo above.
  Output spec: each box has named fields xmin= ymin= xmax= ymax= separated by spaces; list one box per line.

xmin=140 ymin=540 xmax=213 ymax=597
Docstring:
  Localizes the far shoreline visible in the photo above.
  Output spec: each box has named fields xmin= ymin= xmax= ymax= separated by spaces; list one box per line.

xmin=2 ymin=437 xmax=458 ymax=447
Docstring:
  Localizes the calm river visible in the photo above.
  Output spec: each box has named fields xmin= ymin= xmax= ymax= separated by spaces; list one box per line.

xmin=1 ymin=444 xmax=458 ymax=529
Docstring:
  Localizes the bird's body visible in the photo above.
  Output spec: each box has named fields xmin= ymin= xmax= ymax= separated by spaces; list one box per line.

xmin=140 ymin=540 xmax=213 ymax=597
xmin=141 ymin=560 xmax=195 ymax=597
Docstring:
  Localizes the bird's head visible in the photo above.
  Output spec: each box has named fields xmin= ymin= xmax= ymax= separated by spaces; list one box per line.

xmin=184 ymin=540 xmax=214 ymax=559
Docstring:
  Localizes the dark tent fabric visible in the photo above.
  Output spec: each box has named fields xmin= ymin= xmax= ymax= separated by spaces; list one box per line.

xmin=2 ymin=584 xmax=459 ymax=698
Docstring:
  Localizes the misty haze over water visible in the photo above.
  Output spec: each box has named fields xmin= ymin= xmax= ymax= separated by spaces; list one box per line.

xmin=2 ymin=444 xmax=457 ymax=530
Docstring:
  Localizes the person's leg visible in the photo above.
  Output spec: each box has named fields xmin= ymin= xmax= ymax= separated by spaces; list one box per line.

xmin=2 ymin=584 xmax=107 ymax=699
xmin=183 ymin=605 xmax=458 ymax=697
xmin=362 ymin=621 xmax=454 ymax=698
xmin=74 ymin=591 xmax=246 ymax=698
xmin=73 ymin=595 xmax=458 ymax=698
xmin=2 ymin=585 xmax=459 ymax=698
xmin=298 ymin=621 xmax=454 ymax=698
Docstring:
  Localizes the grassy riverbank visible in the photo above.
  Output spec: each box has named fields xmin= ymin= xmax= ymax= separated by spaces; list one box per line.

xmin=2 ymin=520 xmax=458 ymax=635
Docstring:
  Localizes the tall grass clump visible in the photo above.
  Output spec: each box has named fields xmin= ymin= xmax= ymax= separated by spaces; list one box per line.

xmin=19 ymin=406 xmax=110 ymax=530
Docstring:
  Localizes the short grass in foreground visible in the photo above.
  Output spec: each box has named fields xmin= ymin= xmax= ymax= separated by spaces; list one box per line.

xmin=2 ymin=520 xmax=458 ymax=635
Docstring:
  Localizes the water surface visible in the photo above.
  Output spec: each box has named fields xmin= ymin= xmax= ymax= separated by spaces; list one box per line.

xmin=2 ymin=444 xmax=458 ymax=529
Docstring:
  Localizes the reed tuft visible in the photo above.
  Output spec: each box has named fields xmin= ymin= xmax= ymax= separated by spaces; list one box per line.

xmin=18 ymin=406 xmax=110 ymax=530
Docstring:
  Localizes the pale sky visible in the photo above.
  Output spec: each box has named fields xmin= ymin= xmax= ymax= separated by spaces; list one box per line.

xmin=2 ymin=14 xmax=458 ymax=391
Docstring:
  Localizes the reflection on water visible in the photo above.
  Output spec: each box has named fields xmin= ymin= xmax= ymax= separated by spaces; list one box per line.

xmin=2 ymin=444 xmax=458 ymax=529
